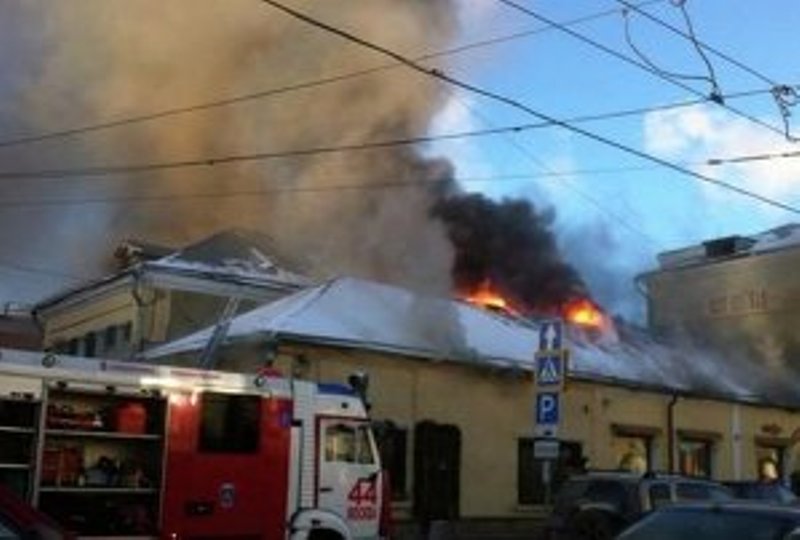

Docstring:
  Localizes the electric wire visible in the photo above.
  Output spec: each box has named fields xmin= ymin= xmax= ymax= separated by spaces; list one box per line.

xmin=0 ymin=0 xmax=663 ymax=151
xmin=616 ymin=0 xmax=777 ymax=87
xmin=0 ymin=90 xmax=783 ymax=183
xmin=707 ymin=148 xmax=800 ymax=167
xmin=447 ymin=92 xmax=659 ymax=249
xmin=0 ymin=260 xmax=81 ymax=281
xmin=494 ymin=0 xmax=786 ymax=138
xmin=622 ymin=6 xmax=722 ymax=103
xmin=0 ymin=166 xmax=667 ymax=209
xmin=259 ymin=0 xmax=800 ymax=215
xmin=618 ymin=0 xmax=798 ymax=140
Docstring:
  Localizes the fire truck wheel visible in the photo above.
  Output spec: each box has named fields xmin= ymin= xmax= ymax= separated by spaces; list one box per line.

xmin=308 ymin=530 xmax=344 ymax=540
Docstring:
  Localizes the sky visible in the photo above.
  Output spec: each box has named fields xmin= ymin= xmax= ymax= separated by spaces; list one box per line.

xmin=426 ymin=0 xmax=800 ymax=319
xmin=1 ymin=1 xmax=800 ymax=321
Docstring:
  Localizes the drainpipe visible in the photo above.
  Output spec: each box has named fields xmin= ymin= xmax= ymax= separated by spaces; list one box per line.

xmin=667 ymin=395 xmax=679 ymax=473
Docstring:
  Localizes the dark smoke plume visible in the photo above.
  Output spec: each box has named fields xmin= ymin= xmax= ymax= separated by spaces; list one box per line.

xmin=433 ymin=192 xmax=589 ymax=312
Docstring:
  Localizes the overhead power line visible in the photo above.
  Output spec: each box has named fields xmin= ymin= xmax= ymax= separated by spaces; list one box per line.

xmin=0 ymin=87 xmax=781 ymax=184
xmin=0 ymin=166 xmax=667 ymax=210
xmin=494 ymin=0 xmax=786 ymax=139
xmin=617 ymin=0 xmax=799 ymax=142
xmin=0 ymin=0 xmax=663 ymax=152
xmin=622 ymin=5 xmax=722 ymax=103
xmin=0 ymin=259 xmax=80 ymax=281
xmin=616 ymin=0 xmax=777 ymax=87
xmin=447 ymin=92 xmax=659 ymax=249
xmin=707 ymin=149 xmax=800 ymax=166
xmin=0 ymin=92 xmax=780 ymax=183
xmin=259 ymin=0 xmax=800 ymax=215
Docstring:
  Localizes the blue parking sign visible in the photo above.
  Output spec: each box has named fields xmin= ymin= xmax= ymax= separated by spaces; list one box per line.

xmin=536 ymin=392 xmax=560 ymax=425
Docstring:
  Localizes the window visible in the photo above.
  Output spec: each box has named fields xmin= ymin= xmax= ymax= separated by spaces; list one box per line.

xmin=679 ymin=439 xmax=713 ymax=477
xmin=756 ymin=444 xmax=785 ymax=481
xmin=83 ymin=332 xmax=97 ymax=357
xmin=199 ymin=393 xmax=260 ymax=453
xmin=103 ymin=325 xmax=118 ymax=350
xmin=373 ymin=421 xmax=408 ymax=500
xmin=324 ymin=422 xmax=375 ymax=464
xmin=121 ymin=322 xmax=133 ymax=343
xmin=649 ymin=483 xmax=672 ymax=509
xmin=67 ymin=338 xmax=78 ymax=356
xmin=613 ymin=435 xmax=652 ymax=473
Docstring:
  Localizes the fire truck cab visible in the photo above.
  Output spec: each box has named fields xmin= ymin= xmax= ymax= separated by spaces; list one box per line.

xmin=0 ymin=348 xmax=387 ymax=540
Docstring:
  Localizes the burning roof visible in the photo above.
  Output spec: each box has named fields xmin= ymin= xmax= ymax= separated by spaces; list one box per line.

xmin=144 ymin=276 xmax=800 ymax=408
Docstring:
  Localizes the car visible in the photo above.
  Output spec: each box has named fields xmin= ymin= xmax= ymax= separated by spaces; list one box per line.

xmin=725 ymin=481 xmax=799 ymax=505
xmin=0 ymin=485 xmax=73 ymax=540
xmin=616 ymin=503 xmax=800 ymax=540
xmin=543 ymin=471 xmax=733 ymax=540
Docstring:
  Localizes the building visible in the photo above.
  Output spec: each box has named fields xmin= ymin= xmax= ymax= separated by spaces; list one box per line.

xmin=34 ymin=230 xmax=312 ymax=359
xmin=145 ymin=276 xmax=800 ymax=537
xmin=640 ymin=223 xmax=800 ymax=368
xmin=0 ymin=305 xmax=41 ymax=350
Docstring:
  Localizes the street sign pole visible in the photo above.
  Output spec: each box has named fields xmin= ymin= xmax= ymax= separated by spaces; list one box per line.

xmin=534 ymin=319 xmax=567 ymax=506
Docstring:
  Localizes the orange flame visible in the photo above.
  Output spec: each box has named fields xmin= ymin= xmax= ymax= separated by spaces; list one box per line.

xmin=564 ymin=298 xmax=605 ymax=329
xmin=463 ymin=280 xmax=518 ymax=315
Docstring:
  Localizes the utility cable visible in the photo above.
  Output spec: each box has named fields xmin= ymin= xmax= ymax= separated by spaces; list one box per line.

xmin=0 ymin=260 xmax=81 ymax=281
xmin=0 ymin=167 xmax=668 ymax=209
xmin=708 ymin=148 xmax=800 ymax=167
xmin=1 ymin=92 xmax=783 ymax=183
xmin=618 ymin=0 xmax=799 ymax=141
xmin=494 ymin=0 xmax=786 ymax=139
xmin=622 ymin=5 xmax=722 ymax=103
xmin=0 ymin=0 xmax=663 ymax=151
xmin=260 ymin=0 xmax=800 ymax=215
xmin=447 ymin=92 xmax=658 ymax=249
xmin=616 ymin=0 xmax=777 ymax=87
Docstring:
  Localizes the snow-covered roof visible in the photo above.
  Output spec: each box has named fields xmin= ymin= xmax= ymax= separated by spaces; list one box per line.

xmin=146 ymin=229 xmax=311 ymax=287
xmin=655 ymin=224 xmax=800 ymax=271
xmin=145 ymin=276 xmax=800 ymax=408
xmin=146 ymin=277 xmax=537 ymax=369
xmin=36 ymin=230 xmax=311 ymax=311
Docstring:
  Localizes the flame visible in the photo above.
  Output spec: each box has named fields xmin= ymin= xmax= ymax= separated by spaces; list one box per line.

xmin=462 ymin=280 xmax=518 ymax=315
xmin=564 ymin=298 xmax=605 ymax=329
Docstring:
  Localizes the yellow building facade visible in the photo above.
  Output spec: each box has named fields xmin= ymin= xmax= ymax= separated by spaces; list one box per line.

xmin=35 ymin=271 xmax=800 ymax=533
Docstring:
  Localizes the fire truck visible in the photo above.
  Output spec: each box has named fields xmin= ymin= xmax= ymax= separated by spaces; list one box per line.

xmin=0 ymin=348 xmax=389 ymax=540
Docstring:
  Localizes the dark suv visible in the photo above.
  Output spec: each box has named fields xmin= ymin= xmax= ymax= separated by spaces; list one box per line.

xmin=543 ymin=472 xmax=733 ymax=540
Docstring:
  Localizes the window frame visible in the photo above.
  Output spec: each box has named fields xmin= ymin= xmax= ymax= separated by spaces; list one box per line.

xmin=678 ymin=437 xmax=714 ymax=478
xmin=323 ymin=419 xmax=377 ymax=465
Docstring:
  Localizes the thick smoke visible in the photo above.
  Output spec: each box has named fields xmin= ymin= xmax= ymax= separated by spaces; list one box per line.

xmin=0 ymin=0 xmax=460 ymax=301
xmin=432 ymin=192 xmax=589 ymax=312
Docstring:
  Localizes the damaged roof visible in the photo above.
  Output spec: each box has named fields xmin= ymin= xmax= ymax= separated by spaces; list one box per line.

xmin=36 ymin=229 xmax=311 ymax=311
xmin=144 ymin=276 xmax=800 ymax=409
xmin=146 ymin=229 xmax=311 ymax=287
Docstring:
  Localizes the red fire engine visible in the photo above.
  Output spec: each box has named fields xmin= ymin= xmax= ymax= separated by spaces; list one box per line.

xmin=0 ymin=348 xmax=389 ymax=540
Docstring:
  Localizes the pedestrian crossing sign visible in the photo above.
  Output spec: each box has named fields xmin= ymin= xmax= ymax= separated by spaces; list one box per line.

xmin=535 ymin=351 xmax=566 ymax=389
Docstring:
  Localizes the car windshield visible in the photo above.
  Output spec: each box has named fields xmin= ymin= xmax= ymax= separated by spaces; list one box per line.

xmin=619 ymin=509 xmax=795 ymax=540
